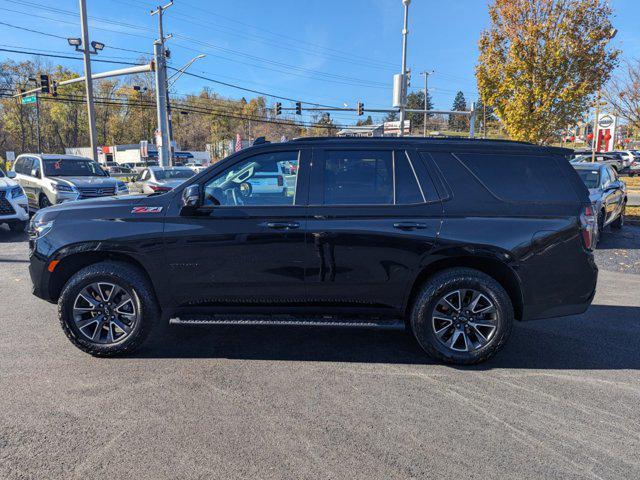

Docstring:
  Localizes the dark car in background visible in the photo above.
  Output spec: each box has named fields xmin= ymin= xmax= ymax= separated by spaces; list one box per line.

xmin=28 ymin=138 xmax=598 ymax=365
xmin=572 ymin=162 xmax=626 ymax=246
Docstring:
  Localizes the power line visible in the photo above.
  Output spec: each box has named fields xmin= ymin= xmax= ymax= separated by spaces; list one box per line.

xmin=0 ymin=47 xmax=147 ymax=66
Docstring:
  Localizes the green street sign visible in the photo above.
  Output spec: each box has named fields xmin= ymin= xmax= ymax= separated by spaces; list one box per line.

xmin=21 ymin=95 xmax=37 ymax=105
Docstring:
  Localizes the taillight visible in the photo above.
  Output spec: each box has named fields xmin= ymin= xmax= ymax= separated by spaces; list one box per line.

xmin=277 ymin=175 xmax=284 ymax=187
xmin=150 ymin=185 xmax=171 ymax=192
xmin=580 ymin=205 xmax=596 ymax=250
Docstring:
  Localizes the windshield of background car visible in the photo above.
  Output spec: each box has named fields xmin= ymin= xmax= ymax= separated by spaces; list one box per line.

xmin=576 ymin=168 xmax=600 ymax=189
xmin=0 ymin=168 xmax=4 ymax=177
xmin=154 ymin=168 xmax=195 ymax=180
xmin=43 ymin=158 xmax=106 ymax=177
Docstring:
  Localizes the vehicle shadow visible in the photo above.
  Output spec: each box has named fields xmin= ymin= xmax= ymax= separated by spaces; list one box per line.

xmin=136 ymin=304 xmax=640 ymax=370
xmin=595 ymin=224 xmax=640 ymax=250
xmin=0 ymin=225 xmax=28 ymax=243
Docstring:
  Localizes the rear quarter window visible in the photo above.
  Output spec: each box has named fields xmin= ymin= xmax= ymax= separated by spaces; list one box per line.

xmin=453 ymin=153 xmax=579 ymax=203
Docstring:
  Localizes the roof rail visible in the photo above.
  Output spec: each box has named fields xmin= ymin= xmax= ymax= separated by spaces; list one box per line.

xmin=289 ymin=136 xmax=536 ymax=146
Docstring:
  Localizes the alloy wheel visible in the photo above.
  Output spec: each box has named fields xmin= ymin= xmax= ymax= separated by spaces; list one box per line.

xmin=72 ymin=282 xmax=139 ymax=344
xmin=431 ymin=289 xmax=498 ymax=352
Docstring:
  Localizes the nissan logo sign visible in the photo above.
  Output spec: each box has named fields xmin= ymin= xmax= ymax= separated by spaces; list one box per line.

xmin=598 ymin=115 xmax=614 ymax=128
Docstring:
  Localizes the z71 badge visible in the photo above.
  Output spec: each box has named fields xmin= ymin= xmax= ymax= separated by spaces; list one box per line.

xmin=131 ymin=206 xmax=163 ymax=214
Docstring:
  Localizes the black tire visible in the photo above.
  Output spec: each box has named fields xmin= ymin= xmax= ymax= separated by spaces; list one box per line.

xmin=58 ymin=261 xmax=159 ymax=357
xmin=39 ymin=194 xmax=52 ymax=209
xmin=8 ymin=220 xmax=27 ymax=232
xmin=410 ymin=268 xmax=514 ymax=365
xmin=612 ymin=204 xmax=625 ymax=230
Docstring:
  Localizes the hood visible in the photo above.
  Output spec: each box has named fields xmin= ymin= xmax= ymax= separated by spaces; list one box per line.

xmin=0 ymin=177 xmax=18 ymax=189
xmin=49 ymin=176 xmax=120 ymax=188
xmin=44 ymin=194 xmax=148 ymax=214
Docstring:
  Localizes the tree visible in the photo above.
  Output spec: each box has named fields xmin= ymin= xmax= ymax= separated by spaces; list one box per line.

xmin=449 ymin=91 xmax=468 ymax=131
xmin=406 ymin=90 xmax=433 ymax=132
xmin=476 ymin=0 xmax=619 ymax=144
xmin=356 ymin=115 xmax=373 ymax=126
xmin=603 ymin=60 xmax=640 ymax=132
xmin=384 ymin=110 xmax=398 ymax=122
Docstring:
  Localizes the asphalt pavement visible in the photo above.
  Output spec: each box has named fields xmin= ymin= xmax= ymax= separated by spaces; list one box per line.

xmin=1 ymin=225 xmax=639 ymax=480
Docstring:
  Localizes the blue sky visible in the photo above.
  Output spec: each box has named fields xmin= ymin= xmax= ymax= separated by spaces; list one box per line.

xmin=1 ymin=0 xmax=638 ymax=124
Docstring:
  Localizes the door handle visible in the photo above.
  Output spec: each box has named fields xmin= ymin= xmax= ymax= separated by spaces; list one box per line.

xmin=264 ymin=222 xmax=300 ymax=230
xmin=393 ymin=222 xmax=428 ymax=231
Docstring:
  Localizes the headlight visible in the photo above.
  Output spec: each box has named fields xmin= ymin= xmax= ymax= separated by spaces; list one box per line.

xmin=51 ymin=183 xmax=77 ymax=193
xmin=29 ymin=218 xmax=55 ymax=238
xmin=10 ymin=186 xmax=25 ymax=198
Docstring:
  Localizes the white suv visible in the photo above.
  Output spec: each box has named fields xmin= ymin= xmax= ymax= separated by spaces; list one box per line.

xmin=0 ymin=167 xmax=29 ymax=232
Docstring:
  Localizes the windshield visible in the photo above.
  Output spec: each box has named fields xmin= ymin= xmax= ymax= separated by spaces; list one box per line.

xmin=576 ymin=169 xmax=600 ymax=189
xmin=43 ymin=158 xmax=106 ymax=177
xmin=154 ymin=169 xmax=195 ymax=180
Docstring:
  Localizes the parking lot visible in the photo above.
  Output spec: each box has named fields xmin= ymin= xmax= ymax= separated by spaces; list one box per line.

xmin=0 ymin=225 xmax=639 ymax=480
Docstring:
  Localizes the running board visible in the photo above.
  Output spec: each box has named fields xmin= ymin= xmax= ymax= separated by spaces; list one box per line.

xmin=170 ymin=314 xmax=405 ymax=330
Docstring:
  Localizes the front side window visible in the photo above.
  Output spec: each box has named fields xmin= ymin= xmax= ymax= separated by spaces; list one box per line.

xmin=203 ymin=151 xmax=299 ymax=207
xmin=323 ymin=150 xmax=394 ymax=205
xmin=43 ymin=158 xmax=106 ymax=177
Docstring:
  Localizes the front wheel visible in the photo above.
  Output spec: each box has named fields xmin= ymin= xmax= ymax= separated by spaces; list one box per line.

xmin=58 ymin=261 xmax=158 ymax=356
xmin=8 ymin=220 xmax=27 ymax=232
xmin=39 ymin=194 xmax=52 ymax=209
xmin=612 ymin=204 xmax=625 ymax=229
xmin=410 ymin=268 xmax=514 ymax=365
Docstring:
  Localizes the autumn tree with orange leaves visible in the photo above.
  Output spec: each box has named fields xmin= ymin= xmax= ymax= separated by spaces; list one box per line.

xmin=476 ymin=0 xmax=619 ymax=144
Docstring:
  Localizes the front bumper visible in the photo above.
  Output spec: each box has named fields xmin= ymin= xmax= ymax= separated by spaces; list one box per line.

xmin=0 ymin=193 xmax=29 ymax=222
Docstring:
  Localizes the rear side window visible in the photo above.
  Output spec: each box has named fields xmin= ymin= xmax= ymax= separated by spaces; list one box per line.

xmin=13 ymin=158 xmax=23 ymax=174
xmin=454 ymin=153 xmax=578 ymax=202
xmin=395 ymin=152 xmax=424 ymax=204
xmin=323 ymin=150 xmax=394 ymax=205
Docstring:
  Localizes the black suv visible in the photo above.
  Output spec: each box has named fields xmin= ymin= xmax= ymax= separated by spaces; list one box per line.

xmin=28 ymin=138 xmax=598 ymax=364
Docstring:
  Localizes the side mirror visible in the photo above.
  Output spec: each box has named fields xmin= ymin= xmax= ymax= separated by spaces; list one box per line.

xmin=181 ymin=184 xmax=201 ymax=210
xmin=31 ymin=168 xmax=40 ymax=178
xmin=6 ymin=171 xmax=16 ymax=179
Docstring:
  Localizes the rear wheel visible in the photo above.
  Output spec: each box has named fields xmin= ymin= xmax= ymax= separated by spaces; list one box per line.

xmin=58 ymin=261 xmax=158 ymax=356
xmin=8 ymin=220 xmax=27 ymax=232
xmin=410 ymin=268 xmax=513 ymax=365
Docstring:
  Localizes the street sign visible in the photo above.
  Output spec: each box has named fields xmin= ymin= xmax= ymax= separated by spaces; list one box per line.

xmin=21 ymin=95 xmax=37 ymax=105
xmin=5 ymin=151 xmax=15 ymax=162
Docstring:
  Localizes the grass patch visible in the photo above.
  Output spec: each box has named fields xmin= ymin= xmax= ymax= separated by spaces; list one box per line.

xmin=623 ymin=176 xmax=640 ymax=189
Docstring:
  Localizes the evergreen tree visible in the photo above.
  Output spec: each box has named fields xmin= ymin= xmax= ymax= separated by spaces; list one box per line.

xmin=406 ymin=90 xmax=434 ymax=133
xmin=384 ymin=110 xmax=398 ymax=122
xmin=449 ymin=91 xmax=468 ymax=131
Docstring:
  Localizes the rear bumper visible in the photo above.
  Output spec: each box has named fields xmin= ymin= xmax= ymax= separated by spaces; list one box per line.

xmin=521 ymin=264 xmax=598 ymax=321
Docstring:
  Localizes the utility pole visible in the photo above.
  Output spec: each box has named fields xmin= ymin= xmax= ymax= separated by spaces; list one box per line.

xmin=35 ymin=92 xmax=41 ymax=153
xmin=79 ymin=0 xmax=98 ymax=162
xmin=151 ymin=1 xmax=173 ymax=167
xmin=28 ymin=77 xmax=42 ymax=152
xmin=398 ymin=0 xmax=411 ymax=137
xmin=420 ymin=70 xmax=433 ymax=137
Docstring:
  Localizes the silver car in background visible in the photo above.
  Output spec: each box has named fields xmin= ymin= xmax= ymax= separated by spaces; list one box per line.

xmin=0 ymin=167 xmax=29 ymax=231
xmin=11 ymin=154 xmax=129 ymax=210
xmin=138 ymin=166 xmax=195 ymax=194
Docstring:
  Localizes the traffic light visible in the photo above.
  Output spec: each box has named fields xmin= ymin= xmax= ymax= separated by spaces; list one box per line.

xmin=295 ymin=101 xmax=302 ymax=115
xmin=51 ymin=81 xmax=58 ymax=97
xmin=357 ymin=102 xmax=364 ymax=116
xmin=275 ymin=102 xmax=282 ymax=115
xmin=40 ymin=74 xmax=50 ymax=94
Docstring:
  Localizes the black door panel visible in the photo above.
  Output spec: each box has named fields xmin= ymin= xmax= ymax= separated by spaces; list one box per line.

xmin=163 ymin=148 xmax=310 ymax=307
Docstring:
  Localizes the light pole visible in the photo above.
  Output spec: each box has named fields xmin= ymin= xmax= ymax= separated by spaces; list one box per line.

xmin=398 ymin=0 xmax=411 ymax=137
xmin=591 ymin=27 xmax=617 ymax=162
xmin=420 ymin=70 xmax=433 ymax=137
xmin=68 ymin=0 xmax=104 ymax=162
